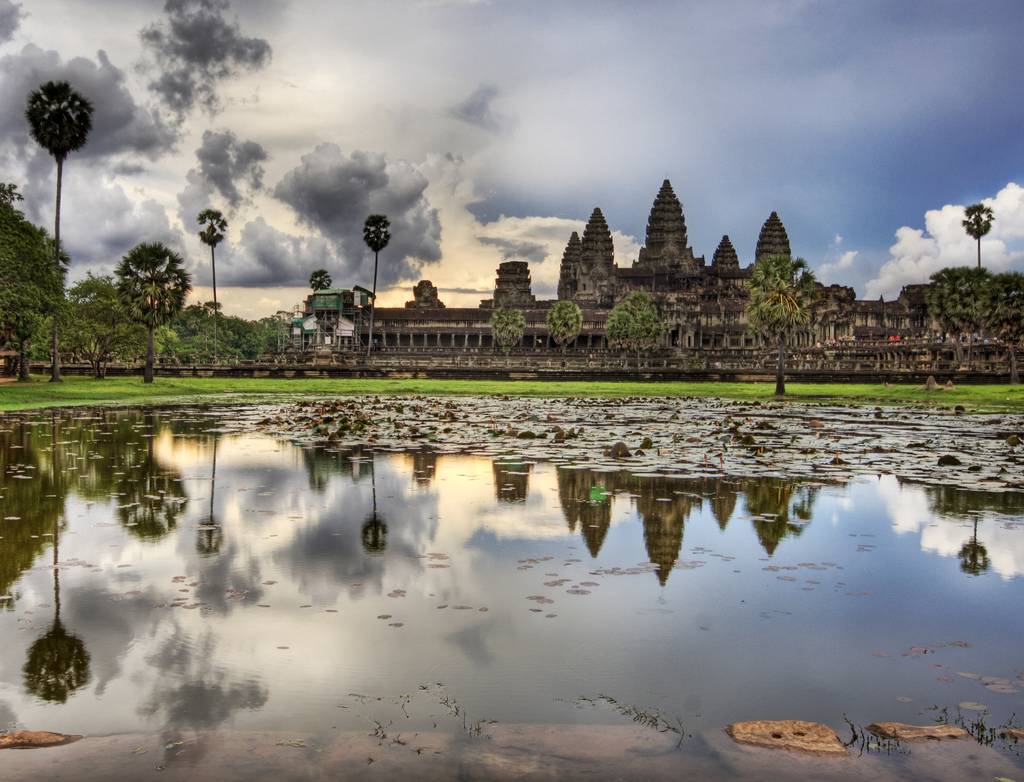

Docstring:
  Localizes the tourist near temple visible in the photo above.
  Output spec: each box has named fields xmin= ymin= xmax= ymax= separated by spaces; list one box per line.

xmin=281 ymin=179 xmax=934 ymax=355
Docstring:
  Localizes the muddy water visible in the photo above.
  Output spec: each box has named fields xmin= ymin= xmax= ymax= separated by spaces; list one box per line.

xmin=0 ymin=405 xmax=1022 ymax=780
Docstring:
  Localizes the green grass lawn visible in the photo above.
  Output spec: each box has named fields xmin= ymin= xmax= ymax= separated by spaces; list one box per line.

xmin=2 ymin=374 xmax=1023 ymax=413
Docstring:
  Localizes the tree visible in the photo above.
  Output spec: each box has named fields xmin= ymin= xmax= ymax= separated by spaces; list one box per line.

xmin=362 ymin=214 xmax=391 ymax=356
xmin=490 ymin=307 xmax=525 ymax=353
xmin=962 ymin=203 xmax=994 ymax=269
xmin=546 ymin=300 xmax=583 ymax=351
xmin=745 ymin=254 xmax=817 ymax=396
xmin=64 ymin=274 xmax=144 ymax=378
xmin=958 ymin=518 xmax=990 ymax=576
xmin=197 ymin=208 xmax=227 ymax=363
xmin=605 ymin=291 xmax=665 ymax=364
xmin=0 ymin=182 xmax=23 ymax=209
xmin=0 ymin=203 xmax=64 ymax=380
xmin=309 ymin=268 xmax=332 ymax=291
xmin=26 ymin=80 xmax=94 ymax=383
xmin=925 ymin=266 xmax=989 ymax=366
xmin=115 ymin=242 xmax=191 ymax=384
xmin=23 ymin=505 xmax=91 ymax=704
xmin=982 ymin=271 xmax=1024 ymax=384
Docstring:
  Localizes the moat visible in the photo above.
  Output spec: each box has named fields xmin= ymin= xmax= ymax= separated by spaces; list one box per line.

xmin=1 ymin=402 xmax=1023 ymax=780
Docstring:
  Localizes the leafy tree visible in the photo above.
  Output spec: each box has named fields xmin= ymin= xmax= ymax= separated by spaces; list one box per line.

xmin=64 ymin=274 xmax=144 ymax=378
xmin=115 ymin=242 xmax=191 ymax=384
xmin=546 ymin=300 xmax=583 ymax=351
xmin=0 ymin=182 xmax=23 ymax=209
xmin=925 ymin=266 xmax=989 ymax=366
xmin=982 ymin=271 xmax=1024 ymax=384
xmin=26 ymin=80 xmax=94 ymax=382
xmin=962 ymin=203 xmax=994 ymax=269
xmin=0 ymin=203 xmax=64 ymax=380
xmin=362 ymin=214 xmax=391 ymax=355
xmin=154 ymin=325 xmax=181 ymax=361
xmin=160 ymin=304 xmax=277 ymax=363
xmin=309 ymin=268 xmax=332 ymax=291
xmin=605 ymin=291 xmax=664 ymax=364
xmin=197 ymin=208 xmax=227 ymax=362
xmin=745 ymin=254 xmax=817 ymax=396
xmin=490 ymin=307 xmax=525 ymax=353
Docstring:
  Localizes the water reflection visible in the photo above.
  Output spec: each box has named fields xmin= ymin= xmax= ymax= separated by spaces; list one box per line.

xmin=23 ymin=528 xmax=90 ymax=704
xmin=0 ymin=407 xmax=1022 ymax=755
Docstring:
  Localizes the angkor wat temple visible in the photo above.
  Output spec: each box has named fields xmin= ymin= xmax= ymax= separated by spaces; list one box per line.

xmin=285 ymin=179 xmax=933 ymax=353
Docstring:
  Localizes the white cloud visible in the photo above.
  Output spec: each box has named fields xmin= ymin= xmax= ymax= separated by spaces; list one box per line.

xmin=865 ymin=182 xmax=1024 ymax=299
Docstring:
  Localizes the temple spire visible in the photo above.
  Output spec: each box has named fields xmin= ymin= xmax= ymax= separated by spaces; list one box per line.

xmin=636 ymin=179 xmax=697 ymax=271
xmin=755 ymin=211 xmax=791 ymax=263
xmin=557 ymin=231 xmax=582 ymax=300
xmin=712 ymin=234 xmax=739 ymax=270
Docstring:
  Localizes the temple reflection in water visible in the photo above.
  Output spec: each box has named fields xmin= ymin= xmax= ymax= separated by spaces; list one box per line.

xmin=2 ymin=409 xmax=1022 ymax=624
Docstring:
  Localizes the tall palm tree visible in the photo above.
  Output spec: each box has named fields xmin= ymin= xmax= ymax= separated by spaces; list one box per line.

xmin=26 ymin=81 xmax=94 ymax=383
xmin=115 ymin=242 xmax=192 ymax=384
xmin=23 ymin=511 xmax=91 ymax=704
xmin=958 ymin=518 xmax=990 ymax=576
xmin=745 ymin=254 xmax=818 ymax=396
xmin=962 ymin=203 xmax=995 ymax=269
xmin=197 ymin=209 xmax=227 ymax=364
xmin=361 ymin=459 xmax=387 ymax=554
xmin=362 ymin=214 xmax=391 ymax=356
xmin=309 ymin=268 xmax=332 ymax=291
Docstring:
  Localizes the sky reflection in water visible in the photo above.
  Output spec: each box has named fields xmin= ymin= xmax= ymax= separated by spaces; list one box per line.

xmin=0 ymin=407 xmax=1023 ymax=754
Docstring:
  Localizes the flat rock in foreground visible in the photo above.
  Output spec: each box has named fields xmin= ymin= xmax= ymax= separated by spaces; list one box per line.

xmin=725 ymin=720 xmax=847 ymax=755
xmin=0 ymin=730 xmax=82 ymax=750
xmin=866 ymin=722 xmax=966 ymax=741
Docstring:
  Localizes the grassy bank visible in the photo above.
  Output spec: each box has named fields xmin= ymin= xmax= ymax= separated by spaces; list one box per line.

xmin=2 ymin=374 xmax=1023 ymax=413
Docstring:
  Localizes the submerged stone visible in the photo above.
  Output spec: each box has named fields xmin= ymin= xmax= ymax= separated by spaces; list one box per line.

xmin=866 ymin=722 xmax=967 ymax=741
xmin=0 ymin=730 xmax=82 ymax=749
xmin=724 ymin=720 xmax=846 ymax=755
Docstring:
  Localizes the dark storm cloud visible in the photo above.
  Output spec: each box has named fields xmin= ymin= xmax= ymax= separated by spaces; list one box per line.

xmin=0 ymin=44 xmax=176 ymax=159
xmin=210 ymin=216 xmax=338 ymax=287
xmin=196 ymin=129 xmax=267 ymax=206
xmin=477 ymin=236 xmax=547 ymax=263
xmin=449 ymin=83 xmax=504 ymax=132
xmin=0 ymin=0 xmax=22 ymax=43
xmin=272 ymin=143 xmax=442 ymax=286
xmin=140 ymin=0 xmax=272 ymax=119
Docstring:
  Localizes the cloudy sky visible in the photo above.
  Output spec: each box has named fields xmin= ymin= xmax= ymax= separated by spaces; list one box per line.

xmin=2 ymin=0 xmax=1023 ymax=317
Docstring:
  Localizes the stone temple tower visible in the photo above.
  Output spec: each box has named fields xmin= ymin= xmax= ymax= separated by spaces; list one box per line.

xmin=635 ymin=179 xmax=699 ymax=272
xmin=711 ymin=235 xmax=739 ymax=271
xmin=557 ymin=231 xmax=582 ymax=301
xmin=755 ymin=211 xmax=791 ymax=263
xmin=576 ymin=208 xmax=616 ymax=307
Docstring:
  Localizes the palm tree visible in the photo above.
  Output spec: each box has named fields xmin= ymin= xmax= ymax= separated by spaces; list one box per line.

xmin=23 ymin=515 xmax=91 ymax=704
xmin=309 ymin=268 xmax=332 ymax=291
xmin=197 ymin=209 xmax=227 ymax=364
xmin=362 ymin=214 xmax=391 ymax=356
xmin=489 ymin=307 xmax=526 ymax=354
xmin=958 ymin=518 xmax=990 ymax=576
xmin=26 ymin=81 xmax=94 ymax=383
xmin=115 ymin=242 xmax=192 ymax=384
xmin=962 ymin=203 xmax=994 ymax=269
xmin=546 ymin=300 xmax=583 ymax=351
xmin=925 ymin=266 xmax=989 ymax=366
xmin=982 ymin=272 xmax=1024 ymax=384
xmin=745 ymin=254 xmax=818 ymax=396
xmin=361 ymin=460 xmax=387 ymax=555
